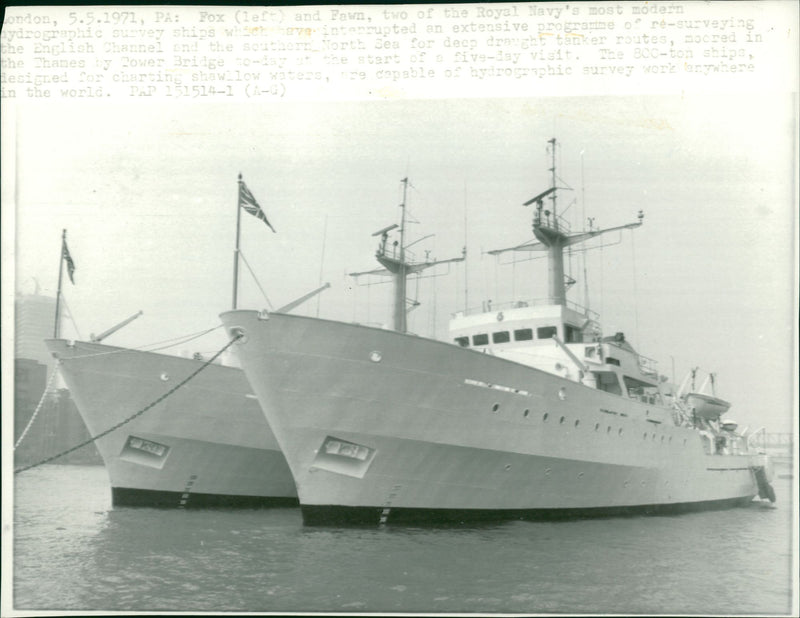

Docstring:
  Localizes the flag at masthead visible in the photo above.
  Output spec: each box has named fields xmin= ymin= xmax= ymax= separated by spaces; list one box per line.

xmin=233 ymin=174 xmax=275 ymax=310
xmin=238 ymin=175 xmax=276 ymax=233
xmin=62 ymin=238 xmax=76 ymax=284
xmin=54 ymin=229 xmax=77 ymax=338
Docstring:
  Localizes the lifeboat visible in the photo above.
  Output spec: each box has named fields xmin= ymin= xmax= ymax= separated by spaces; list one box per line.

xmin=685 ymin=392 xmax=731 ymax=421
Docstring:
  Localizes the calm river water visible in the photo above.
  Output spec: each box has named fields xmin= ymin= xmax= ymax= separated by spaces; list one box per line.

xmin=10 ymin=464 xmax=796 ymax=614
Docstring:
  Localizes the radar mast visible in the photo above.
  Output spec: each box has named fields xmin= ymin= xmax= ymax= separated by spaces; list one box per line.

xmin=351 ymin=178 xmax=465 ymax=333
xmin=489 ymin=138 xmax=644 ymax=308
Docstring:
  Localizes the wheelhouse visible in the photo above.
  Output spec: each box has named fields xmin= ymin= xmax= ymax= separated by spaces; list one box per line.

xmin=449 ymin=300 xmax=667 ymax=405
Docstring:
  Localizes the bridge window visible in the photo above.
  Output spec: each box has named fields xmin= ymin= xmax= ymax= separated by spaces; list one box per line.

xmin=514 ymin=328 xmax=533 ymax=341
xmin=537 ymin=326 xmax=557 ymax=339
xmin=492 ymin=330 xmax=510 ymax=344
xmin=605 ymin=357 xmax=621 ymax=366
xmin=594 ymin=371 xmax=622 ymax=396
xmin=623 ymin=376 xmax=661 ymax=403
xmin=472 ymin=333 xmax=489 ymax=346
xmin=564 ymin=324 xmax=583 ymax=343
xmin=454 ymin=337 xmax=469 ymax=347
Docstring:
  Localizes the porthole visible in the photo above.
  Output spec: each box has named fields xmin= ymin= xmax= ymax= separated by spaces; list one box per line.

xmin=492 ymin=403 xmax=500 ymax=413
xmin=661 ymin=436 xmax=665 ymax=443
xmin=652 ymin=434 xmax=656 ymax=441
xmin=683 ymin=438 xmax=687 ymax=445
xmin=607 ymin=426 xmax=612 ymax=433
xmin=559 ymin=416 xmax=565 ymax=424
xmin=160 ymin=373 xmax=170 ymax=382
xmin=643 ymin=433 xmax=648 ymax=440
xmin=578 ymin=472 xmax=584 ymax=478
xmin=618 ymin=428 xmax=623 ymax=436
xmin=574 ymin=419 xmax=580 ymax=428
xmin=504 ymin=464 xmax=512 ymax=471
xmin=558 ymin=387 xmax=567 ymax=401
xmin=523 ymin=409 xmax=530 ymax=418
xmin=669 ymin=436 xmax=673 ymax=443
xmin=594 ymin=423 xmax=600 ymax=431
xmin=543 ymin=412 xmax=549 ymax=421
xmin=544 ymin=467 xmax=552 ymax=476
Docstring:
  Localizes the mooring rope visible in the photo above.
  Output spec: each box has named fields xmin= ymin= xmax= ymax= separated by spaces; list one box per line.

xmin=138 ymin=324 xmax=225 ymax=354
xmin=14 ymin=333 xmax=242 ymax=475
xmin=53 ymin=325 xmax=226 ymax=363
xmin=14 ymin=362 xmax=61 ymax=450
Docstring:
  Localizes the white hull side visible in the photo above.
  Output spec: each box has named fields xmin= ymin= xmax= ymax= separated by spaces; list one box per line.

xmin=45 ymin=339 xmax=297 ymax=506
xmin=221 ymin=311 xmax=759 ymax=523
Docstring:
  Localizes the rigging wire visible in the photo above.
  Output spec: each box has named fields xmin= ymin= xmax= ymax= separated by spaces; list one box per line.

xmin=481 ymin=249 xmax=490 ymax=310
xmin=598 ymin=240 xmax=605 ymax=320
xmin=317 ymin=215 xmax=328 ymax=318
xmin=630 ymin=229 xmax=640 ymax=345
xmin=351 ymin=270 xmax=358 ymax=323
xmin=238 ymin=248 xmax=274 ymax=310
xmin=494 ymin=253 xmax=499 ymax=305
xmin=463 ymin=179 xmax=469 ymax=313
xmin=60 ymin=294 xmax=83 ymax=340
xmin=511 ymin=250 xmax=516 ymax=301
xmin=581 ymin=150 xmax=590 ymax=311
xmin=430 ymin=268 xmax=437 ymax=338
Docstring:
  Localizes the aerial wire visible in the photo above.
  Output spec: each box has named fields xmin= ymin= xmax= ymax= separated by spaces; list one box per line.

xmin=631 ymin=229 xmax=640 ymax=345
xmin=317 ymin=215 xmax=328 ymax=317
xmin=463 ymin=179 xmax=469 ymax=313
xmin=581 ymin=149 xmax=590 ymax=312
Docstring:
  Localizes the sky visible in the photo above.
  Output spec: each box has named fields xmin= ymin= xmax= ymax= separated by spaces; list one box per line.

xmin=4 ymin=93 xmax=797 ymax=434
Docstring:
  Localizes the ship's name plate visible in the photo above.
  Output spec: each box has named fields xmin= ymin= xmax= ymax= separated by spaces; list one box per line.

xmin=120 ymin=435 xmax=171 ymax=469
xmin=464 ymin=378 xmax=531 ymax=397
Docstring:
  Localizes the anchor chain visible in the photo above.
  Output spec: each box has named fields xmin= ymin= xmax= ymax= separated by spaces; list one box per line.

xmin=14 ymin=334 xmax=242 ymax=475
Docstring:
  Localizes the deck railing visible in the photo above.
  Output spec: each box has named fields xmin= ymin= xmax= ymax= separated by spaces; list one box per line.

xmin=534 ymin=210 xmax=572 ymax=234
xmin=452 ymin=298 xmax=599 ymax=321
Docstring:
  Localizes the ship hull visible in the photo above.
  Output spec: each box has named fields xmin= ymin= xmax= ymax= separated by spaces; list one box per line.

xmin=220 ymin=311 xmax=761 ymax=526
xmin=301 ymin=495 xmax=755 ymax=526
xmin=45 ymin=339 xmax=298 ymax=508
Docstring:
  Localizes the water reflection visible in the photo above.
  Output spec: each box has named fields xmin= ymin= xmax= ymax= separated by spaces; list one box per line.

xmin=13 ymin=466 xmax=794 ymax=614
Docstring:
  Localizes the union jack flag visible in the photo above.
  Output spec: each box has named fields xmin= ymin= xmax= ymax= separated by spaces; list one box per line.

xmin=62 ymin=240 xmax=76 ymax=284
xmin=239 ymin=178 xmax=276 ymax=233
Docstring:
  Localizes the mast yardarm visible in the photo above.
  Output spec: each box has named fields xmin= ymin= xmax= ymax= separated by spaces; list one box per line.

xmin=489 ymin=138 xmax=644 ymax=307
xmin=351 ymin=177 xmax=465 ymax=333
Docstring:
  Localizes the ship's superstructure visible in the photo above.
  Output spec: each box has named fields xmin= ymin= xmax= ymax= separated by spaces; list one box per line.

xmin=222 ymin=141 xmax=774 ymax=525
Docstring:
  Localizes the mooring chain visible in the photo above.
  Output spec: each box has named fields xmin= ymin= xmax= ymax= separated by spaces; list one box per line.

xmin=14 ymin=361 xmax=62 ymax=450
xmin=14 ymin=333 xmax=242 ymax=475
